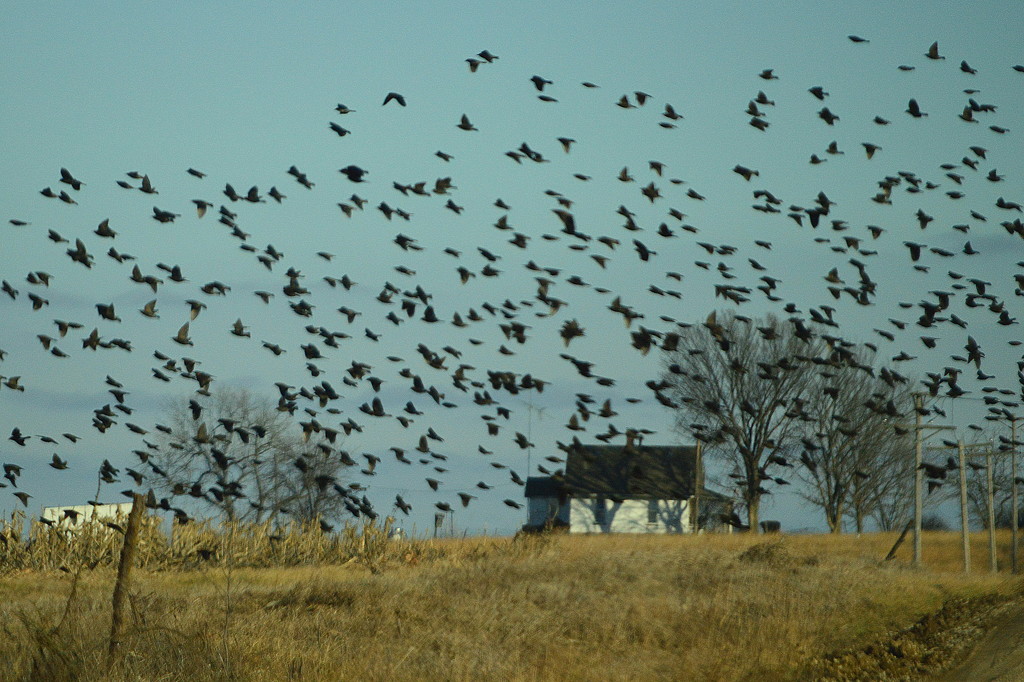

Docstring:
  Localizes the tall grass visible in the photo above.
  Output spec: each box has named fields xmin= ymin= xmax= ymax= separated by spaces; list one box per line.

xmin=0 ymin=511 xmax=410 ymax=573
xmin=0 ymin=526 xmax=1019 ymax=681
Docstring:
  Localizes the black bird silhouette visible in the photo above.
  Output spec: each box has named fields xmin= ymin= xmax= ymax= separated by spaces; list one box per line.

xmin=339 ymin=165 xmax=368 ymax=182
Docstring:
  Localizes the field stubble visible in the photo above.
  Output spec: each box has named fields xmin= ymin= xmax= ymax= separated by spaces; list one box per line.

xmin=0 ymin=518 xmax=1019 ymax=681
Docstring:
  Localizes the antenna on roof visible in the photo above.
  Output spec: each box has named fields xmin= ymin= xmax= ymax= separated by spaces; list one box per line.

xmin=521 ymin=399 xmax=547 ymax=475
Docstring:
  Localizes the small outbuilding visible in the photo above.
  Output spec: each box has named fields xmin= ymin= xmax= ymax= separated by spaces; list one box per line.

xmin=524 ymin=444 xmax=733 ymax=534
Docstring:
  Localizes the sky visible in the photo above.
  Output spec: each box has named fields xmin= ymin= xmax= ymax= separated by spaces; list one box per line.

xmin=1 ymin=2 xmax=1024 ymax=535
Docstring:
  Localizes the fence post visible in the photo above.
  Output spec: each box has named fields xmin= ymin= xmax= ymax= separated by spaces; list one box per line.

xmin=107 ymin=492 xmax=145 ymax=671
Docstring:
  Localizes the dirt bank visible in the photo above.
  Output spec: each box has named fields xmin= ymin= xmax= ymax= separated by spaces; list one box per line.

xmin=809 ymin=592 xmax=1022 ymax=681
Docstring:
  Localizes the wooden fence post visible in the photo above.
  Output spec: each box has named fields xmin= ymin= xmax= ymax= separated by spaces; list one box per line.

xmin=107 ymin=493 xmax=145 ymax=671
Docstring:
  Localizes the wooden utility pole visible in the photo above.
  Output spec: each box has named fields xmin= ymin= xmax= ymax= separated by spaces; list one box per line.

xmin=914 ymin=394 xmax=924 ymax=566
xmin=959 ymin=440 xmax=970 ymax=574
xmin=909 ymin=394 xmax=955 ymax=567
xmin=692 ymin=440 xmax=703 ymax=532
xmin=936 ymin=439 xmax=994 ymax=574
xmin=1012 ymin=418 xmax=1019 ymax=574
xmin=987 ymin=448 xmax=998 ymax=573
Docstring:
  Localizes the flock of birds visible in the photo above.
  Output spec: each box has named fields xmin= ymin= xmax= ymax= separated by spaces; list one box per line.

xmin=3 ymin=36 xmax=1024 ymax=531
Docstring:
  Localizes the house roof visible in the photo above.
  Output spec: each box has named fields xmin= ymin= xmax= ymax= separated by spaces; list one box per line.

xmin=524 ymin=476 xmax=568 ymax=498
xmin=525 ymin=444 xmax=712 ymax=500
xmin=565 ymin=444 xmax=697 ymax=499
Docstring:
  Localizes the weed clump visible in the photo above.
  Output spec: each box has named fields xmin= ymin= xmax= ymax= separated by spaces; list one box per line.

xmin=737 ymin=540 xmax=793 ymax=565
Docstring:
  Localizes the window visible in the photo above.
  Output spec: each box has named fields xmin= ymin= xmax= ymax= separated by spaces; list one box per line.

xmin=594 ymin=497 xmax=606 ymax=525
xmin=647 ymin=499 xmax=659 ymax=524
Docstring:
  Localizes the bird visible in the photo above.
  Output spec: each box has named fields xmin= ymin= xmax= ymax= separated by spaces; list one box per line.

xmin=530 ymin=75 xmax=553 ymax=91
xmin=733 ymin=165 xmax=759 ymax=181
xmin=382 ymin=92 xmax=406 ymax=106
xmin=172 ymin=322 xmax=193 ymax=346
xmin=59 ymin=168 xmax=84 ymax=190
xmin=339 ymin=165 xmax=368 ymax=182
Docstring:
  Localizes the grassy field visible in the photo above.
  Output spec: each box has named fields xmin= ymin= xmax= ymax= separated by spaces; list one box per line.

xmin=0 ymin=522 xmax=1020 ymax=681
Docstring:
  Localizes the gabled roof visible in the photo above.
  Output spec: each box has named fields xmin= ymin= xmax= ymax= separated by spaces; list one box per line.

xmin=565 ymin=444 xmax=697 ymax=498
xmin=526 ymin=444 xmax=700 ymax=499
xmin=524 ymin=476 xmax=568 ymax=498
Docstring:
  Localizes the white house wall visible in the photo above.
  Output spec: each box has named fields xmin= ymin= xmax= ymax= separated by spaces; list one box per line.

xmin=41 ymin=502 xmax=134 ymax=529
xmin=527 ymin=496 xmax=570 ymax=527
xmin=569 ymin=498 xmax=690 ymax=534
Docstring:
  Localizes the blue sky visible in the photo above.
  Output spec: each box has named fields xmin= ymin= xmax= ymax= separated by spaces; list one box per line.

xmin=1 ymin=2 xmax=1024 ymax=535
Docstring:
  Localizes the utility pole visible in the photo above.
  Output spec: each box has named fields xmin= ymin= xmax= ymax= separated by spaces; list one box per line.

xmin=522 ymin=399 xmax=546 ymax=477
xmin=692 ymin=439 xmax=703 ymax=532
xmin=910 ymin=393 xmax=955 ymax=567
xmin=921 ymin=391 xmax=929 ymax=565
xmin=983 ymin=413 xmax=1021 ymax=574
xmin=959 ymin=440 xmax=970 ymax=574
xmin=1012 ymin=417 xmax=1019 ymax=574
xmin=935 ymin=439 xmax=992 ymax=575
xmin=987 ymin=448 xmax=998 ymax=573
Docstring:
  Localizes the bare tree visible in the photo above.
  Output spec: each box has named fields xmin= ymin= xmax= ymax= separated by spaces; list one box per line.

xmin=146 ymin=387 xmax=351 ymax=525
xmin=794 ymin=354 xmax=915 ymax=533
xmin=660 ymin=310 xmax=827 ymax=531
xmin=856 ymin=444 xmax=915 ymax=531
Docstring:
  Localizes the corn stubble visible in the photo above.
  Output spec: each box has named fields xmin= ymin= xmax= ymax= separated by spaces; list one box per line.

xmin=0 ymin=518 xmax=1017 ymax=681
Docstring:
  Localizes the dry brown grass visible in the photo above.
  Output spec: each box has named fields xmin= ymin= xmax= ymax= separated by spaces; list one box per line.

xmin=0 ymin=512 xmax=413 ymax=573
xmin=0 ymin=525 xmax=1019 ymax=681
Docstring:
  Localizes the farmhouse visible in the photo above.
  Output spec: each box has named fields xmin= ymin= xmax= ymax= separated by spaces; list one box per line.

xmin=524 ymin=444 xmax=733 ymax=534
xmin=41 ymin=502 xmax=134 ymax=529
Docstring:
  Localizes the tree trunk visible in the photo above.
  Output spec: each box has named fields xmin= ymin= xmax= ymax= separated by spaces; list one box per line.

xmin=747 ymin=495 xmax=760 ymax=533
xmin=825 ymin=506 xmax=841 ymax=533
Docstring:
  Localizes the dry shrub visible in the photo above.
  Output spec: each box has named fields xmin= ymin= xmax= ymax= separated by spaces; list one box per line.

xmin=737 ymin=539 xmax=821 ymax=568
xmin=737 ymin=539 xmax=794 ymax=565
